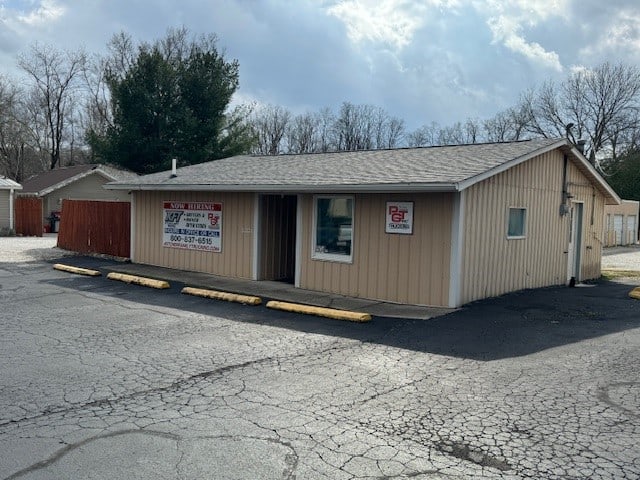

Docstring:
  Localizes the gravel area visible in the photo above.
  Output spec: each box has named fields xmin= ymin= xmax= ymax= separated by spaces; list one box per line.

xmin=602 ymin=245 xmax=640 ymax=271
xmin=0 ymin=235 xmax=72 ymax=263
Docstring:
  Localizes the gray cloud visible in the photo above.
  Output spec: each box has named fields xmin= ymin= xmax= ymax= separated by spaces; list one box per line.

xmin=0 ymin=0 xmax=638 ymax=131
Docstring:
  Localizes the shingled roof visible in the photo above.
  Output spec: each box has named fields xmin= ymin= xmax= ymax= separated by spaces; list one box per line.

xmin=106 ymin=138 xmax=620 ymax=203
xmin=20 ymin=164 xmax=136 ymax=196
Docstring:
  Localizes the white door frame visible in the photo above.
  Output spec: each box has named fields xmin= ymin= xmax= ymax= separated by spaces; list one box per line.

xmin=567 ymin=201 xmax=584 ymax=284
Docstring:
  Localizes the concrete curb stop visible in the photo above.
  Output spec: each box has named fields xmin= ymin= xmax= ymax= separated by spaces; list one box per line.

xmin=181 ymin=286 xmax=262 ymax=305
xmin=106 ymin=272 xmax=170 ymax=289
xmin=53 ymin=264 xmax=101 ymax=277
xmin=266 ymin=300 xmax=372 ymax=322
xmin=630 ymin=287 xmax=640 ymax=300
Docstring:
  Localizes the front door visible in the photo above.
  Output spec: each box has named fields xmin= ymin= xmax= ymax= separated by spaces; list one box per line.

xmin=567 ymin=202 xmax=584 ymax=284
xmin=258 ymin=194 xmax=297 ymax=283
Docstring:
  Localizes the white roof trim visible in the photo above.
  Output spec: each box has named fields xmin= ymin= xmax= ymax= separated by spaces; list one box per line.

xmin=37 ymin=168 xmax=118 ymax=197
xmin=565 ymin=144 xmax=621 ymax=205
xmin=456 ymin=139 xmax=621 ymax=205
xmin=455 ymin=139 xmax=566 ymax=191
xmin=0 ymin=179 xmax=22 ymax=190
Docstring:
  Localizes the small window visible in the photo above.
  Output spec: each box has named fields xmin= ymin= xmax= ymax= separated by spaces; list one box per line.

xmin=507 ymin=207 xmax=527 ymax=238
xmin=313 ymin=196 xmax=353 ymax=262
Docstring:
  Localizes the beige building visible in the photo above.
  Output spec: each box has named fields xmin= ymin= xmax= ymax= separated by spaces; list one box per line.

xmin=107 ymin=138 xmax=620 ymax=308
xmin=603 ymin=200 xmax=639 ymax=246
xmin=0 ymin=177 xmax=22 ymax=232
xmin=18 ymin=164 xmax=135 ymax=231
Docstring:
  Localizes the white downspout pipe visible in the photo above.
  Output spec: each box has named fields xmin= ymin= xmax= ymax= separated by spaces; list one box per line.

xmin=9 ymin=188 xmax=14 ymax=231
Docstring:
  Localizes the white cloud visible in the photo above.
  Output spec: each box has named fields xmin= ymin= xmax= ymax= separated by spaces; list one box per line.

xmin=19 ymin=2 xmax=63 ymax=25
xmin=326 ymin=0 xmax=460 ymax=50
xmin=14 ymin=0 xmax=65 ymax=26
xmin=487 ymin=15 xmax=562 ymax=71
xmin=0 ymin=0 xmax=65 ymax=39
xmin=476 ymin=0 xmax=567 ymax=71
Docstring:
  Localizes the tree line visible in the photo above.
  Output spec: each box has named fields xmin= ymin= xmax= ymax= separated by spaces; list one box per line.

xmin=251 ymin=62 xmax=640 ymax=168
xmin=0 ymin=27 xmax=639 ymax=200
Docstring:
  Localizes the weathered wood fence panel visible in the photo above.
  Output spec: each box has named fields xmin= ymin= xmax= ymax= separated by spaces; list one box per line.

xmin=57 ymin=200 xmax=130 ymax=258
xmin=14 ymin=197 xmax=43 ymax=237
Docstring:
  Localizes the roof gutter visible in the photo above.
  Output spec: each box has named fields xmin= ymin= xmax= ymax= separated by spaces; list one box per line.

xmin=105 ymin=182 xmax=460 ymax=193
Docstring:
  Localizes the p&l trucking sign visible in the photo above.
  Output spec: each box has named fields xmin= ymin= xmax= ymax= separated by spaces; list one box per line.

xmin=385 ymin=201 xmax=413 ymax=234
xmin=163 ymin=201 xmax=222 ymax=252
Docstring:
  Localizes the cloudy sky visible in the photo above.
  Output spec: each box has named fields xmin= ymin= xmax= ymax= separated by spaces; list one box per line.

xmin=1 ymin=0 xmax=639 ymax=130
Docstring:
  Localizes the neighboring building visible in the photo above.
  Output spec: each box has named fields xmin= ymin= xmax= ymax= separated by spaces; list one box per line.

xmin=18 ymin=164 xmax=136 ymax=231
xmin=603 ymin=200 xmax=639 ymax=246
xmin=0 ymin=177 xmax=22 ymax=232
xmin=106 ymin=138 xmax=620 ymax=308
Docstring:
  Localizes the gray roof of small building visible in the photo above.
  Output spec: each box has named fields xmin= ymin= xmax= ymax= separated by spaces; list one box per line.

xmin=20 ymin=164 xmax=137 ymax=196
xmin=106 ymin=138 xmax=620 ymax=203
xmin=0 ymin=177 xmax=22 ymax=190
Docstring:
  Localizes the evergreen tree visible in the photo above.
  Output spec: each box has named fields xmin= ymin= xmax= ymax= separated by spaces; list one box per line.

xmin=89 ymin=28 xmax=253 ymax=174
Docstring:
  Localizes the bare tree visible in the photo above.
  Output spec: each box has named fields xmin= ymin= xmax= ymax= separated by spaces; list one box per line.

xmin=287 ymin=112 xmax=319 ymax=154
xmin=335 ymin=102 xmax=372 ymax=151
xmin=18 ymin=43 xmax=87 ymax=169
xmin=0 ymin=76 xmax=26 ymax=179
xmin=517 ymin=63 xmax=640 ymax=162
xmin=463 ymin=118 xmax=481 ymax=144
xmin=316 ymin=107 xmax=336 ymax=152
xmin=382 ymin=116 xmax=406 ymax=148
xmin=582 ymin=63 xmax=640 ymax=161
xmin=334 ymin=103 xmax=404 ymax=151
xmin=408 ymin=118 xmax=480 ymax=147
xmin=82 ymin=54 xmax=113 ymax=141
xmin=81 ymin=32 xmax=139 ymax=139
xmin=406 ymin=122 xmax=439 ymax=147
xmin=482 ymin=107 xmax=527 ymax=142
xmin=250 ymin=104 xmax=292 ymax=155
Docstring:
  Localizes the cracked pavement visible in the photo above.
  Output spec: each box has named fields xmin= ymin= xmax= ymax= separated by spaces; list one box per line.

xmin=0 ymin=251 xmax=639 ymax=478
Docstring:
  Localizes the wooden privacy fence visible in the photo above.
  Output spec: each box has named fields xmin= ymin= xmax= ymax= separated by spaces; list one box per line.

xmin=57 ymin=200 xmax=131 ymax=258
xmin=14 ymin=197 xmax=43 ymax=237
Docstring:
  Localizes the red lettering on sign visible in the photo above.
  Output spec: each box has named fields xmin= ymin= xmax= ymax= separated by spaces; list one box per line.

xmin=389 ymin=206 xmax=406 ymax=223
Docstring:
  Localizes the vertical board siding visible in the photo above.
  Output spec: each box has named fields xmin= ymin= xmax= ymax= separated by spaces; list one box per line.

xmin=461 ymin=150 xmax=607 ymax=304
xmin=0 ymin=191 xmax=10 ymax=229
xmin=14 ymin=196 xmax=43 ymax=236
xmin=57 ymin=200 xmax=131 ymax=257
xmin=134 ymin=191 xmax=254 ymax=279
xmin=299 ymin=193 xmax=453 ymax=306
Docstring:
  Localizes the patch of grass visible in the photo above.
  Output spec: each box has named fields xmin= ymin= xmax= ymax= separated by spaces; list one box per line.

xmin=601 ymin=269 xmax=640 ymax=279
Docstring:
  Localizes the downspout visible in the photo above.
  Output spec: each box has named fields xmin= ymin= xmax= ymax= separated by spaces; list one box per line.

xmin=560 ymin=154 xmax=569 ymax=216
xmin=9 ymin=188 xmax=14 ymax=231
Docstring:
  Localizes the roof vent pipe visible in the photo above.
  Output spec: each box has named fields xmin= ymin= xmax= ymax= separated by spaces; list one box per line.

xmin=170 ymin=158 xmax=177 ymax=178
xmin=576 ymin=140 xmax=586 ymax=155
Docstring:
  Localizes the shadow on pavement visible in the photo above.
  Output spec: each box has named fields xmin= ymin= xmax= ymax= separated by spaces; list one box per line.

xmin=41 ymin=256 xmax=640 ymax=361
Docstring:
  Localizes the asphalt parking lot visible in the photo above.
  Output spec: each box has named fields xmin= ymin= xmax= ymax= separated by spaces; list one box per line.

xmin=0 ymin=239 xmax=639 ymax=479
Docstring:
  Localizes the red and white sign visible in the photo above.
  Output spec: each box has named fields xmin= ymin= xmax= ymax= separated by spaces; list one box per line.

xmin=386 ymin=202 xmax=413 ymax=234
xmin=163 ymin=201 xmax=222 ymax=252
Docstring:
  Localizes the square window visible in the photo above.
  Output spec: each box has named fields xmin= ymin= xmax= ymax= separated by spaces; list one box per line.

xmin=508 ymin=207 xmax=526 ymax=238
xmin=313 ymin=196 xmax=353 ymax=262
